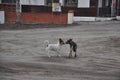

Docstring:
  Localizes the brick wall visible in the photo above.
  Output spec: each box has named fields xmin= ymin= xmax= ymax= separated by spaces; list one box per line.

xmin=21 ymin=12 xmax=67 ymax=24
xmin=0 ymin=4 xmax=16 ymax=12
xmin=0 ymin=4 xmax=16 ymax=23
xmin=4 ymin=11 xmax=68 ymax=24
xmin=4 ymin=12 xmax=67 ymax=24
xmin=0 ymin=4 xmax=68 ymax=24
xmin=5 ymin=12 xmax=16 ymax=22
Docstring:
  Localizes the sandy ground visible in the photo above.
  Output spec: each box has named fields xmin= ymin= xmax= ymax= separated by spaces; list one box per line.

xmin=0 ymin=21 xmax=120 ymax=80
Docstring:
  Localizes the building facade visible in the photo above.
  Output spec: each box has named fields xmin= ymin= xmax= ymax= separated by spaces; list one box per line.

xmin=98 ymin=0 xmax=120 ymax=17
xmin=0 ymin=0 xmax=120 ymax=23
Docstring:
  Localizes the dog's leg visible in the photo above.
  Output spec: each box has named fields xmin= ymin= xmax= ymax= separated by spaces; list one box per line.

xmin=47 ymin=50 xmax=51 ymax=57
xmin=74 ymin=51 xmax=77 ymax=57
xmin=73 ymin=46 xmax=77 ymax=58
xmin=69 ymin=48 xmax=72 ymax=58
xmin=56 ymin=50 xmax=61 ymax=57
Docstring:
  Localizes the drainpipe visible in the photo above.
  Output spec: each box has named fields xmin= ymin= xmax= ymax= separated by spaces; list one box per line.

xmin=16 ymin=0 xmax=20 ymax=24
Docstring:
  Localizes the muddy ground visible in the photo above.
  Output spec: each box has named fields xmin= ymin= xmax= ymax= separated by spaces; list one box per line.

xmin=0 ymin=21 xmax=120 ymax=80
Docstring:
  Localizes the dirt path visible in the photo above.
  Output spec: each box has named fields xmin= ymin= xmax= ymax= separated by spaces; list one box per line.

xmin=0 ymin=21 xmax=120 ymax=80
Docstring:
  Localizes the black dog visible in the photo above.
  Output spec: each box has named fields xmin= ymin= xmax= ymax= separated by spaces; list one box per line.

xmin=66 ymin=39 xmax=77 ymax=58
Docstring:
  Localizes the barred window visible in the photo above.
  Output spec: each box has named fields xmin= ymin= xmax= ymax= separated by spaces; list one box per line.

xmin=46 ymin=0 xmax=59 ymax=6
xmin=22 ymin=5 xmax=31 ymax=12
xmin=64 ymin=0 xmax=78 ymax=7
xmin=90 ymin=0 xmax=97 ymax=7
xmin=2 ymin=0 xmax=16 ymax=3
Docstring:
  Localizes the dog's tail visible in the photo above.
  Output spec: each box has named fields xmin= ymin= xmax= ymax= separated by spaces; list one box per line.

xmin=44 ymin=40 xmax=49 ymax=47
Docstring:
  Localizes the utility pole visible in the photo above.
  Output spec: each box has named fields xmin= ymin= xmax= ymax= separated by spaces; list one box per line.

xmin=97 ymin=0 xmax=100 ymax=17
xmin=117 ymin=0 xmax=119 ymax=16
xmin=52 ymin=0 xmax=54 ymax=23
xmin=16 ymin=0 xmax=20 ymax=24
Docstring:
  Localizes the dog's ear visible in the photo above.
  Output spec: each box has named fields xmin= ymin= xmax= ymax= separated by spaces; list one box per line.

xmin=59 ymin=38 xmax=64 ymax=42
xmin=59 ymin=38 xmax=62 ymax=40
xmin=59 ymin=38 xmax=65 ymax=45
xmin=59 ymin=38 xmax=63 ymax=41
xmin=69 ymin=39 xmax=72 ymax=41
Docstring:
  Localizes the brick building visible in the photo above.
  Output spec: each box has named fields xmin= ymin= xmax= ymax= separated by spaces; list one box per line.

xmin=0 ymin=0 xmax=120 ymax=24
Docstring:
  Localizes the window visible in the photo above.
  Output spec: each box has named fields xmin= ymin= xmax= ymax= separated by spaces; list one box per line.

xmin=2 ymin=0 xmax=16 ymax=3
xmin=90 ymin=0 xmax=97 ymax=7
xmin=22 ymin=5 xmax=31 ymax=12
xmin=54 ymin=0 xmax=59 ymax=3
xmin=46 ymin=0 xmax=59 ymax=6
xmin=102 ymin=0 xmax=112 ymax=7
xmin=105 ymin=0 xmax=109 ymax=6
xmin=64 ymin=0 xmax=78 ymax=7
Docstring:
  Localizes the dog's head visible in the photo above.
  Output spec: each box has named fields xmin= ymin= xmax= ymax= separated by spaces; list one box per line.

xmin=59 ymin=38 xmax=65 ymax=45
xmin=66 ymin=39 xmax=72 ymax=44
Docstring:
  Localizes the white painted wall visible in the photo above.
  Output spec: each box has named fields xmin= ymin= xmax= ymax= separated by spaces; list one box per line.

xmin=78 ymin=0 xmax=90 ymax=8
xmin=68 ymin=12 xmax=74 ymax=24
xmin=74 ymin=17 xmax=113 ymax=22
xmin=116 ymin=16 xmax=120 ymax=20
xmin=0 ymin=11 xmax=5 ymax=24
xmin=0 ymin=0 xmax=1 ymax=4
xmin=20 ymin=0 xmax=45 ymax=5
xmin=74 ymin=17 xmax=96 ymax=21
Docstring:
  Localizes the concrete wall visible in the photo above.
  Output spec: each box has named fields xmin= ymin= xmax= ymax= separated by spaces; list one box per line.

xmin=74 ymin=17 xmax=115 ymax=22
xmin=74 ymin=17 xmax=96 ymax=21
xmin=68 ymin=10 xmax=74 ymax=24
xmin=116 ymin=16 xmax=120 ymax=20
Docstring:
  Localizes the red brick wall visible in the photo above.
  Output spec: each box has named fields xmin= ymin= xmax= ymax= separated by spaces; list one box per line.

xmin=0 ymin=4 xmax=68 ymax=24
xmin=0 ymin=4 xmax=16 ymax=12
xmin=20 ymin=12 xmax=67 ymax=24
xmin=5 ymin=12 xmax=67 ymax=24
xmin=5 ymin=12 xmax=16 ymax=22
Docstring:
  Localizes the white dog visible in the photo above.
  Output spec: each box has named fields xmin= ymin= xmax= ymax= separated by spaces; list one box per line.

xmin=44 ymin=38 xmax=65 ymax=57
